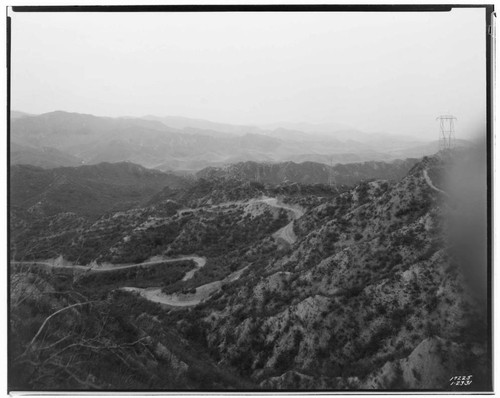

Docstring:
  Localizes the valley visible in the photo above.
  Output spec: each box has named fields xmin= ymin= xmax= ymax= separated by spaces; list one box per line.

xmin=9 ymin=146 xmax=490 ymax=391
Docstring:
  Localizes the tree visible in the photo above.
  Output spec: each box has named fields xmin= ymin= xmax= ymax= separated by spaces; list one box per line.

xmin=10 ymin=272 xmax=150 ymax=390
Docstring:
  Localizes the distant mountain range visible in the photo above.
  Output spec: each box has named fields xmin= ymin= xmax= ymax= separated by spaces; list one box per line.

xmin=10 ymin=142 xmax=83 ymax=169
xmin=10 ymin=110 xmax=467 ymax=172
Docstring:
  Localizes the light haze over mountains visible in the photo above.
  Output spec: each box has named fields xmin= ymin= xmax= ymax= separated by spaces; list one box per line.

xmin=10 ymin=110 xmax=462 ymax=173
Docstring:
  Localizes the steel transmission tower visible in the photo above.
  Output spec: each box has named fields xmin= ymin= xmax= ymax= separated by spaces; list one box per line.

xmin=436 ymin=114 xmax=457 ymax=150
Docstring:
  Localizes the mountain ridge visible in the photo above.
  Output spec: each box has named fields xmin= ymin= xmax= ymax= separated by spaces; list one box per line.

xmin=11 ymin=110 xmax=446 ymax=172
xmin=197 ymin=159 xmax=420 ymax=186
xmin=10 ymin=161 xmax=189 ymax=219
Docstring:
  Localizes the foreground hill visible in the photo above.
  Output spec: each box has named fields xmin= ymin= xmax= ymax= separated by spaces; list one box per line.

xmin=182 ymin=151 xmax=489 ymax=389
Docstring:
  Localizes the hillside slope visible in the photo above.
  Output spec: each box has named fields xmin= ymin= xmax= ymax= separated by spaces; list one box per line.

xmin=10 ymin=162 xmax=188 ymax=218
xmin=9 ymin=150 xmax=490 ymax=391
xmin=174 ymin=153 xmax=489 ymax=390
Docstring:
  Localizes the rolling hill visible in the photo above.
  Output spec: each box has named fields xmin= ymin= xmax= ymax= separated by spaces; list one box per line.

xmin=10 ymin=162 xmax=189 ymax=218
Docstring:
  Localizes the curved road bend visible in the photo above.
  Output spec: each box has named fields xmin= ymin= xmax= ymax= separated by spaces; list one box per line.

xmin=258 ymin=197 xmax=304 ymax=245
xmin=122 ymin=264 xmax=249 ymax=307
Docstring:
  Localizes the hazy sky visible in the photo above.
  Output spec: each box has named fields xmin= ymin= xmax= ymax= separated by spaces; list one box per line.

xmin=10 ymin=8 xmax=486 ymax=139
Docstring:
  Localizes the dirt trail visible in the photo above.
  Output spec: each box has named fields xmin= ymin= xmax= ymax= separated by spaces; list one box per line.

xmin=423 ymin=169 xmax=449 ymax=197
xmin=11 ymin=255 xmax=206 ymax=274
xmin=257 ymin=197 xmax=304 ymax=218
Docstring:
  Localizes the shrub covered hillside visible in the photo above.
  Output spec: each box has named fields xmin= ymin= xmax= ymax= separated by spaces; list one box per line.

xmin=9 ymin=151 xmax=490 ymax=391
xmin=176 ymin=153 xmax=489 ymax=390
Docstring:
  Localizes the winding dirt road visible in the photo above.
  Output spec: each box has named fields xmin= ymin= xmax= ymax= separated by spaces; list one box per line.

xmin=14 ymin=196 xmax=302 ymax=308
xmin=258 ymin=197 xmax=304 ymax=245
xmin=11 ymin=255 xmax=206 ymax=274
xmin=258 ymin=197 xmax=304 ymax=218
xmin=175 ymin=196 xmax=304 ymax=245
